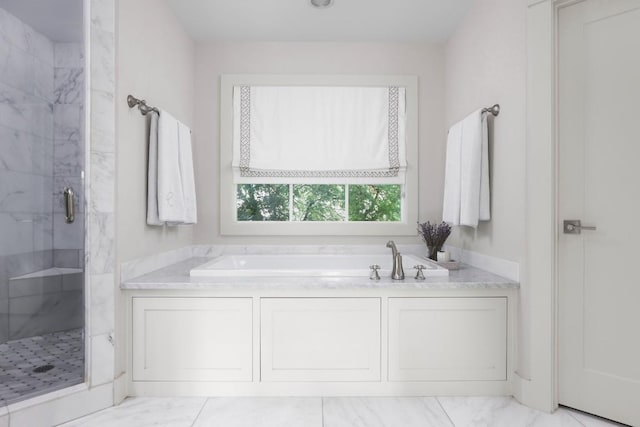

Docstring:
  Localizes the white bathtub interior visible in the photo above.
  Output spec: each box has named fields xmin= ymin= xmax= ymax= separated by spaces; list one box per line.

xmin=190 ymin=253 xmax=449 ymax=277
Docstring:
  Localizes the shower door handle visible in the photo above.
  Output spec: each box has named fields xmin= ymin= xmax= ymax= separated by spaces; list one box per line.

xmin=64 ymin=187 xmax=75 ymax=224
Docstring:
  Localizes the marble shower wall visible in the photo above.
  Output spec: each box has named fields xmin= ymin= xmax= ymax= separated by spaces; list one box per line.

xmin=0 ymin=7 xmax=55 ymax=343
xmin=88 ymin=0 xmax=117 ymax=389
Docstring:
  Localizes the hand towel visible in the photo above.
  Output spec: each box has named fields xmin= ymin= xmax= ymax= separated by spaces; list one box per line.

xmin=442 ymin=121 xmax=463 ymax=225
xmin=460 ymin=109 xmax=490 ymax=227
xmin=147 ymin=109 xmax=198 ymax=226
xmin=479 ymin=114 xmax=490 ymax=221
xmin=146 ymin=112 xmax=162 ymax=226
xmin=442 ymin=109 xmax=491 ymax=228
xmin=178 ymin=121 xmax=197 ymax=224
xmin=157 ymin=110 xmax=185 ymax=223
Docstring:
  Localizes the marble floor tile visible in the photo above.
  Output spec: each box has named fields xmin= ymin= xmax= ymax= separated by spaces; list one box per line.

xmin=192 ymin=397 xmax=322 ymax=427
xmin=59 ymin=397 xmax=207 ymax=427
xmin=563 ymin=407 xmax=627 ymax=426
xmin=47 ymin=396 xmax=634 ymax=427
xmin=323 ymin=397 xmax=453 ymax=427
xmin=438 ymin=397 xmax=583 ymax=427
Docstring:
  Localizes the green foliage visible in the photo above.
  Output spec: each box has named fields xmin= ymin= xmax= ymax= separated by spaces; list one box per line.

xmin=236 ymin=184 xmax=289 ymax=221
xmin=348 ymin=185 xmax=401 ymax=222
xmin=236 ymin=184 xmax=401 ymax=222
xmin=293 ymin=184 xmax=345 ymax=221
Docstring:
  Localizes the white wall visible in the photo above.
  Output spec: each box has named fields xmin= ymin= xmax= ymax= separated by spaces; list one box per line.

xmin=444 ymin=0 xmax=527 ymax=262
xmin=193 ymin=42 xmax=445 ymax=245
xmin=115 ymin=0 xmax=196 ymax=379
xmin=444 ymin=0 xmax=529 ymax=376
xmin=116 ymin=0 xmax=196 ymax=263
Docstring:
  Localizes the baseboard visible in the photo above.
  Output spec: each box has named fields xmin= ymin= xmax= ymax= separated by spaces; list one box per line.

xmin=512 ymin=370 xmax=555 ymax=413
xmin=7 ymin=382 xmax=113 ymax=427
xmin=129 ymin=380 xmax=512 ymax=397
xmin=113 ymin=373 xmax=128 ymax=405
xmin=0 ymin=406 xmax=8 ymax=427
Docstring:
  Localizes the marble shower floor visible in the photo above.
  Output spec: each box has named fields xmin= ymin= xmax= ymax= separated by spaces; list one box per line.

xmin=0 ymin=328 xmax=84 ymax=405
xmin=59 ymin=396 xmax=626 ymax=427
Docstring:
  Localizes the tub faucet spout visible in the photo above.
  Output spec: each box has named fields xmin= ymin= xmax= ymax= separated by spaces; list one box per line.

xmin=386 ymin=240 xmax=398 ymax=258
xmin=386 ymin=240 xmax=404 ymax=280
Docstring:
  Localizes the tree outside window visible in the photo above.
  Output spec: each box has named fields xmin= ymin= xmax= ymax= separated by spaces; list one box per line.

xmin=237 ymin=184 xmax=401 ymax=222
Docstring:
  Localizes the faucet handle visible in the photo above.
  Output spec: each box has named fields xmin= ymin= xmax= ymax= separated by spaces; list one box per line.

xmin=369 ymin=264 xmax=381 ymax=280
xmin=413 ymin=265 xmax=426 ymax=280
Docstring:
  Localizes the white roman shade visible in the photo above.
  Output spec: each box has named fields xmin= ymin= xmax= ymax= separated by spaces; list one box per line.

xmin=232 ymin=86 xmax=407 ymax=184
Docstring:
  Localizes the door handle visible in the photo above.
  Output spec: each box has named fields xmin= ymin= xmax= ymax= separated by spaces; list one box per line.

xmin=64 ymin=187 xmax=75 ymax=224
xmin=563 ymin=219 xmax=596 ymax=234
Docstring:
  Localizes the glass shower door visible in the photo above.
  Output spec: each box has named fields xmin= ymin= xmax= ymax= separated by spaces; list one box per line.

xmin=0 ymin=0 xmax=85 ymax=405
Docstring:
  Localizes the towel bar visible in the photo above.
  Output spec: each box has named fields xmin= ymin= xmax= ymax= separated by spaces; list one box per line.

xmin=127 ymin=94 xmax=159 ymax=115
xmin=482 ymin=104 xmax=500 ymax=116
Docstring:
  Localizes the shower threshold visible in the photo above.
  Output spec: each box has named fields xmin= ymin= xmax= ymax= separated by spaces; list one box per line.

xmin=0 ymin=328 xmax=84 ymax=406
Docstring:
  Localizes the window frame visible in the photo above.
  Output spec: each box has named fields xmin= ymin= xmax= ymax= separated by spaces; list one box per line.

xmin=220 ymin=74 xmax=419 ymax=236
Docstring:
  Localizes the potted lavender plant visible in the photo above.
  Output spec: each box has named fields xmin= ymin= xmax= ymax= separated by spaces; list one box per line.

xmin=417 ymin=221 xmax=452 ymax=261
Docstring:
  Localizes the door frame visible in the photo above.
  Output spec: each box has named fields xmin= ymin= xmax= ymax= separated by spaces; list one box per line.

xmin=518 ymin=0 xmax=582 ymax=413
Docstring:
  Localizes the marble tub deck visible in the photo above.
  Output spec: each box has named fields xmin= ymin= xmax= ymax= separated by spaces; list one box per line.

xmin=121 ymin=257 xmax=518 ymax=290
xmin=58 ymin=396 xmax=623 ymax=427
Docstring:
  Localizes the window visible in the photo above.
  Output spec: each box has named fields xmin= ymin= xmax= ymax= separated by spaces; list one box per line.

xmin=236 ymin=184 xmax=402 ymax=222
xmin=220 ymin=75 xmax=418 ymax=236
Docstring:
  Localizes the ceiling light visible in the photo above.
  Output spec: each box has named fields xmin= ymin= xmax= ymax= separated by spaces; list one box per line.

xmin=309 ymin=0 xmax=333 ymax=9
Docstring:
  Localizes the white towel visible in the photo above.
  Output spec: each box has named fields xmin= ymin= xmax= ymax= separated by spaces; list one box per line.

xmin=178 ymin=121 xmax=197 ymax=224
xmin=157 ymin=110 xmax=184 ymax=223
xmin=478 ymin=114 xmax=490 ymax=221
xmin=442 ymin=109 xmax=491 ymax=228
xmin=147 ymin=109 xmax=197 ymax=226
xmin=442 ymin=121 xmax=463 ymax=225
xmin=146 ymin=112 xmax=162 ymax=226
xmin=459 ymin=109 xmax=483 ymax=227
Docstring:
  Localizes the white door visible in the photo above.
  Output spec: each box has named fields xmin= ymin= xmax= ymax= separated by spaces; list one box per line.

xmin=558 ymin=1 xmax=640 ymax=425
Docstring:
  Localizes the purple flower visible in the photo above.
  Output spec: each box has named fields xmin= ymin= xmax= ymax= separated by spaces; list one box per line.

xmin=417 ymin=221 xmax=451 ymax=248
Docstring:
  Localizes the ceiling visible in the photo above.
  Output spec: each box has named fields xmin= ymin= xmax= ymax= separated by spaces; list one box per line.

xmin=165 ymin=0 xmax=475 ymax=43
xmin=0 ymin=0 xmax=83 ymax=43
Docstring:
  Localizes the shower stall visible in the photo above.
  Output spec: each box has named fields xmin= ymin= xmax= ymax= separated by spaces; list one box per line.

xmin=0 ymin=0 xmax=86 ymax=405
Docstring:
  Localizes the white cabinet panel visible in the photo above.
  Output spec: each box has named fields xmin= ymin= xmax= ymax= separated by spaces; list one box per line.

xmin=261 ymin=298 xmax=381 ymax=382
xmin=388 ymin=297 xmax=507 ymax=381
xmin=132 ymin=297 xmax=252 ymax=382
